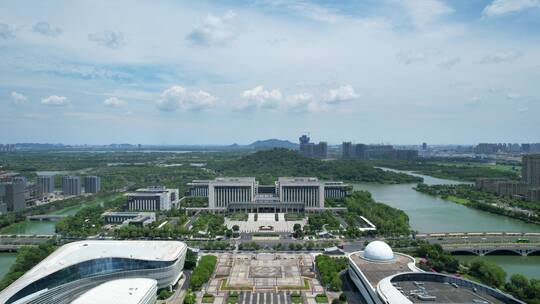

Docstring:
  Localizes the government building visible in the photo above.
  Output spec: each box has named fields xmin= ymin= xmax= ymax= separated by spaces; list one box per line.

xmin=0 ymin=240 xmax=187 ymax=304
xmin=187 ymin=177 xmax=349 ymax=213
xmin=126 ymin=186 xmax=179 ymax=211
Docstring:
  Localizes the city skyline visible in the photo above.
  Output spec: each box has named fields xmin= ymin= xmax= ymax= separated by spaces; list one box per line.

xmin=1 ymin=0 xmax=540 ymax=145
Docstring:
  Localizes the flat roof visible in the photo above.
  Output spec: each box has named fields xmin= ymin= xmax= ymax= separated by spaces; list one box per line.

xmin=0 ymin=240 xmax=186 ymax=303
xmin=377 ymin=273 xmax=522 ymax=304
xmin=349 ymin=252 xmax=415 ymax=289
xmin=211 ymin=177 xmax=256 ymax=183
xmin=278 ymin=177 xmax=319 ymax=183
xmin=71 ymin=278 xmax=157 ymax=304
xmin=102 ymin=211 xmax=155 ymax=216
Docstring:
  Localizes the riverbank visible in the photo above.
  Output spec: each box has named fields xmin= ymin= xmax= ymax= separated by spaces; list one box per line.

xmin=415 ymin=183 xmax=540 ymax=225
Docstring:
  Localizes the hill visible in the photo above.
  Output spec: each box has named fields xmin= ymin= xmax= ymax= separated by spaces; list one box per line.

xmin=212 ymin=148 xmax=422 ymax=184
xmin=247 ymin=139 xmax=298 ymax=150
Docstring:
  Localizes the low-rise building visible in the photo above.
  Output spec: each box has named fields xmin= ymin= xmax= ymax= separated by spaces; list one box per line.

xmin=126 ymin=186 xmax=179 ymax=211
xmin=102 ymin=211 xmax=156 ymax=227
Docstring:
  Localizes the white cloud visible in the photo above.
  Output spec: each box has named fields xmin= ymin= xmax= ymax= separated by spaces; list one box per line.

xmin=479 ymin=51 xmax=521 ymax=64
xmin=41 ymin=95 xmax=70 ymax=106
xmin=283 ymin=93 xmax=317 ymax=112
xmin=396 ymin=51 xmax=429 ymax=65
xmin=32 ymin=21 xmax=62 ymax=37
xmin=186 ymin=11 xmax=237 ymax=46
xmin=506 ymin=92 xmax=521 ymax=100
xmin=323 ymin=85 xmax=359 ymax=104
xmin=88 ymin=31 xmax=125 ymax=49
xmin=517 ymin=107 xmax=529 ymax=113
xmin=466 ymin=96 xmax=483 ymax=106
xmin=157 ymin=85 xmax=217 ymax=112
xmin=483 ymin=0 xmax=540 ymax=17
xmin=0 ymin=23 xmax=15 ymax=39
xmin=10 ymin=92 xmax=28 ymax=105
xmin=437 ymin=56 xmax=461 ymax=69
xmin=239 ymin=86 xmax=283 ymax=110
xmin=103 ymin=97 xmax=126 ymax=107
xmin=401 ymin=0 xmax=454 ymax=27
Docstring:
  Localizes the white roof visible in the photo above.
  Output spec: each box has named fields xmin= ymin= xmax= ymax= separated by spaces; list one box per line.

xmin=72 ymin=278 xmax=157 ymax=304
xmin=0 ymin=240 xmax=186 ymax=303
xmin=363 ymin=241 xmax=394 ymax=261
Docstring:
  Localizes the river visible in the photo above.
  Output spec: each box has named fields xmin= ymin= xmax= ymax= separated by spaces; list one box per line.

xmin=353 ymin=170 xmax=540 ymax=233
xmin=354 ymin=169 xmax=540 ymax=280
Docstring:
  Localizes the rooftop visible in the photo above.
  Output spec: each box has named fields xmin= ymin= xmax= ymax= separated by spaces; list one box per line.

xmin=0 ymin=241 xmax=186 ymax=303
xmin=211 ymin=177 xmax=256 ymax=183
xmin=349 ymin=252 xmax=415 ymax=288
xmin=71 ymin=278 xmax=157 ymax=304
xmin=278 ymin=177 xmax=320 ymax=183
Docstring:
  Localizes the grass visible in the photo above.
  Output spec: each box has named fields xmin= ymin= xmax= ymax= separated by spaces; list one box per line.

xmin=447 ymin=195 xmax=470 ymax=205
xmin=278 ymin=278 xmax=311 ymax=290
xmin=285 ymin=213 xmax=305 ymax=221
xmin=227 ymin=293 xmax=240 ymax=304
xmin=291 ymin=293 xmax=303 ymax=304
xmin=202 ymin=293 xmax=215 ymax=303
xmin=315 ymin=294 xmax=328 ymax=304
xmin=228 ymin=212 xmax=248 ymax=221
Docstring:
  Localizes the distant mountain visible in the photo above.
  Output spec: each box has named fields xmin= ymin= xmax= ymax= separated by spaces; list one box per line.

xmin=247 ymin=139 xmax=298 ymax=150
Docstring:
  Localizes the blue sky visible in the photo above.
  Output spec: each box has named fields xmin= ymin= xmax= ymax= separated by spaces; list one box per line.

xmin=1 ymin=0 xmax=539 ymax=145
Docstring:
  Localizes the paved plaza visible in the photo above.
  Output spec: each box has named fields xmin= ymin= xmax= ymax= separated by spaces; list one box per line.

xmin=212 ymin=253 xmax=323 ymax=292
xmin=225 ymin=213 xmax=306 ymax=233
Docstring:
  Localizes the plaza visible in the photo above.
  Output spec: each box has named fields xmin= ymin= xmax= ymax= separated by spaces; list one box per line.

xmin=225 ymin=213 xmax=306 ymax=233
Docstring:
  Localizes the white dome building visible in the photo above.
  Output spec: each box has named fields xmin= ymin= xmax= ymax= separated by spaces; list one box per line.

xmin=348 ymin=241 xmax=418 ymax=304
xmin=362 ymin=240 xmax=394 ymax=262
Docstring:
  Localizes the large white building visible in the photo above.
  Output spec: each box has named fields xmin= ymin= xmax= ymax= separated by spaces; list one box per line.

xmin=348 ymin=241 xmax=524 ymax=304
xmin=0 ymin=240 xmax=187 ymax=304
xmin=126 ymin=186 xmax=179 ymax=211
xmin=71 ymin=278 xmax=157 ymax=304
xmin=187 ymin=177 xmax=349 ymax=213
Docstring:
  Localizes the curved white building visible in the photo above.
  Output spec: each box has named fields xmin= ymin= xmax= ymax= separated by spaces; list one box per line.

xmin=0 ymin=240 xmax=187 ymax=304
xmin=348 ymin=241 xmax=525 ymax=304
xmin=71 ymin=278 xmax=157 ymax=304
xmin=348 ymin=241 xmax=418 ymax=304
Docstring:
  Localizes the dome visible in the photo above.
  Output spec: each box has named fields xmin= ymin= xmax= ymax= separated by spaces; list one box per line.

xmin=362 ymin=241 xmax=394 ymax=261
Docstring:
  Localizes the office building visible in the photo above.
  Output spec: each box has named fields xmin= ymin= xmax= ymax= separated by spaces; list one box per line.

xmin=37 ymin=174 xmax=55 ymax=196
xmin=348 ymin=241 xmax=524 ymax=304
xmin=84 ymin=176 xmax=101 ymax=193
xmin=126 ymin=186 xmax=179 ymax=211
xmin=72 ymin=278 xmax=157 ymax=304
xmin=188 ymin=177 xmax=348 ymax=213
xmin=62 ymin=176 xmax=82 ymax=196
xmin=0 ymin=240 xmax=187 ymax=304
xmin=0 ymin=184 xmax=7 ymax=214
xmin=522 ymin=154 xmax=540 ymax=187
xmin=102 ymin=211 xmax=156 ymax=227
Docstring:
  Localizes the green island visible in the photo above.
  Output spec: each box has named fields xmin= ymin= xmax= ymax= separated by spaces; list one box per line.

xmin=415 ymin=183 xmax=540 ymax=224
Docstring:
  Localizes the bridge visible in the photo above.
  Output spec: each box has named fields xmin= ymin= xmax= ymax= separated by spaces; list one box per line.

xmin=441 ymin=243 xmax=540 ymax=256
xmin=26 ymin=214 xmax=67 ymax=221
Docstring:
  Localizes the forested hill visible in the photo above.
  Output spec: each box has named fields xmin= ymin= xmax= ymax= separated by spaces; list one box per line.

xmin=212 ymin=148 xmax=422 ymax=184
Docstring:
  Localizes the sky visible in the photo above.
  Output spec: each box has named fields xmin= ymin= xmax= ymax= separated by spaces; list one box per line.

xmin=0 ymin=0 xmax=539 ymax=145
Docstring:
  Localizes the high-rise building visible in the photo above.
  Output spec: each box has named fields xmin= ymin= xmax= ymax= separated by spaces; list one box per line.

xmin=522 ymin=154 xmax=540 ymax=187
xmin=1 ymin=180 xmax=26 ymax=212
xmin=62 ymin=176 xmax=82 ymax=196
xmin=298 ymin=134 xmax=327 ymax=159
xmin=354 ymin=144 xmax=368 ymax=160
xmin=422 ymin=142 xmax=427 ymax=150
xmin=84 ymin=176 xmax=101 ymax=194
xmin=37 ymin=174 xmax=55 ymax=196
xmin=342 ymin=142 xmax=353 ymax=159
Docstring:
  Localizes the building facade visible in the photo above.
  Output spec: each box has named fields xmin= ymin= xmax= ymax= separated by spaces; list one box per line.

xmin=0 ymin=240 xmax=187 ymax=304
xmin=1 ymin=180 xmax=26 ymax=212
xmin=126 ymin=186 xmax=179 ymax=211
xmin=102 ymin=211 xmax=156 ymax=227
xmin=37 ymin=174 xmax=55 ymax=196
xmin=522 ymin=154 xmax=540 ymax=187
xmin=187 ymin=177 xmax=348 ymax=213
xmin=62 ymin=176 xmax=82 ymax=196
xmin=299 ymin=134 xmax=328 ymax=159
xmin=83 ymin=176 xmax=101 ymax=194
